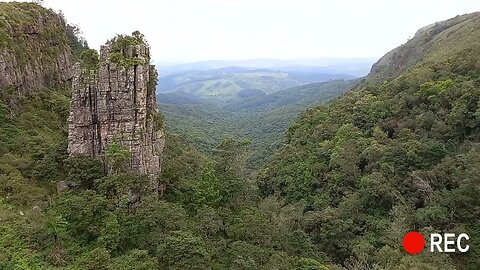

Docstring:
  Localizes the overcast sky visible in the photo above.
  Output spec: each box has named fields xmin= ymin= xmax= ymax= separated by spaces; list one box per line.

xmin=24 ymin=0 xmax=480 ymax=63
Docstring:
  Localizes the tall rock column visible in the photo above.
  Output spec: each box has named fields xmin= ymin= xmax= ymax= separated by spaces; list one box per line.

xmin=67 ymin=34 xmax=165 ymax=193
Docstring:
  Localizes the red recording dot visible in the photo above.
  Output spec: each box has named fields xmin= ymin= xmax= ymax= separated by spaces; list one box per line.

xmin=402 ymin=232 xmax=425 ymax=254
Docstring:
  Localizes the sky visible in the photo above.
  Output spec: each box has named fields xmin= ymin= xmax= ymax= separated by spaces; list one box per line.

xmin=18 ymin=0 xmax=480 ymax=63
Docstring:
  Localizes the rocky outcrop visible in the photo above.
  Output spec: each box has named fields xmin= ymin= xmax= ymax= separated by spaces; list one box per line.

xmin=0 ymin=47 xmax=72 ymax=94
xmin=0 ymin=2 xmax=73 ymax=94
xmin=67 ymin=36 xmax=165 ymax=193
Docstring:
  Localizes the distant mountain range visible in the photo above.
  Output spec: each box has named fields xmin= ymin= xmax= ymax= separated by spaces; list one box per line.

xmin=156 ymin=58 xmax=376 ymax=76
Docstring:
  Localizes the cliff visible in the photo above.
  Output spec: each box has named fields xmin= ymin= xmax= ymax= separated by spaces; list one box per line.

xmin=67 ymin=34 xmax=165 ymax=193
xmin=0 ymin=2 xmax=73 ymax=95
xmin=369 ymin=12 xmax=480 ymax=83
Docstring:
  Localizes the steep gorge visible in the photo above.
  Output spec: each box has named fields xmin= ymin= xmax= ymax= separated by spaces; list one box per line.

xmin=1 ymin=2 xmax=480 ymax=269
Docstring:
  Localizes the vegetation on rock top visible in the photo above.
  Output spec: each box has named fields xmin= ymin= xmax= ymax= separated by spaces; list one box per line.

xmin=108 ymin=31 xmax=149 ymax=67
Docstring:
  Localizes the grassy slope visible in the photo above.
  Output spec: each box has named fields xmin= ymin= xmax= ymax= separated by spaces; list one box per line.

xmin=161 ymin=70 xmax=302 ymax=99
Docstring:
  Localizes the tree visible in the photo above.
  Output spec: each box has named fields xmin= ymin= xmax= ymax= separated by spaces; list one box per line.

xmin=65 ymin=156 xmax=104 ymax=189
xmin=192 ymin=164 xmax=221 ymax=208
xmin=110 ymin=249 xmax=158 ymax=270
xmin=80 ymin=49 xmax=99 ymax=70
xmin=45 ymin=212 xmax=68 ymax=266
xmin=79 ymin=247 xmax=111 ymax=270
xmin=55 ymin=190 xmax=114 ymax=243
xmin=105 ymin=140 xmax=131 ymax=174
xmin=121 ymin=199 xmax=187 ymax=251
xmin=132 ymin=30 xmax=145 ymax=42
xmin=194 ymin=206 xmax=224 ymax=239
xmin=213 ymin=138 xmax=256 ymax=208
xmin=157 ymin=231 xmax=211 ymax=270
xmin=295 ymin=258 xmax=328 ymax=270
xmin=213 ymin=138 xmax=251 ymax=176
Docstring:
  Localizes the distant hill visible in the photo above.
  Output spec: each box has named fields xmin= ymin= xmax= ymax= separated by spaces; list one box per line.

xmin=157 ymin=67 xmax=357 ymax=100
xmin=158 ymin=69 xmax=300 ymax=97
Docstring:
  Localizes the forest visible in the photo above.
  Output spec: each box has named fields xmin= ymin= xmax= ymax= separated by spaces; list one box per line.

xmin=0 ymin=2 xmax=479 ymax=270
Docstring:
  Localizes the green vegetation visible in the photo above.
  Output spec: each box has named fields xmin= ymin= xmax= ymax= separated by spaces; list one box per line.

xmin=0 ymin=2 xmax=85 ymax=69
xmin=259 ymin=12 xmax=480 ymax=269
xmin=105 ymin=141 xmax=132 ymax=174
xmin=1 ymin=2 xmax=479 ymax=269
xmin=159 ymin=70 xmax=296 ymax=98
xmin=66 ymin=23 xmax=89 ymax=60
xmin=108 ymin=31 xmax=148 ymax=67
xmin=370 ymin=12 xmax=480 ymax=83
xmin=148 ymin=66 xmax=165 ymax=130
xmin=0 ymin=4 xmax=330 ymax=269
xmin=80 ymin=48 xmax=100 ymax=70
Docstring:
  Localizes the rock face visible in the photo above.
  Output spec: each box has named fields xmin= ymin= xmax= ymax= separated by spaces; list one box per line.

xmin=67 ymin=38 xmax=165 ymax=193
xmin=0 ymin=48 xmax=72 ymax=94
xmin=0 ymin=2 xmax=73 ymax=94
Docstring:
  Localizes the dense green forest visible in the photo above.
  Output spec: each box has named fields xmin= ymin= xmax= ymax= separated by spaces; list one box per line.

xmin=157 ymin=59 xmax=364 ymax=169
xmin=0 ymin=2 xmax=479 ymax=270
xmin=259 ymin=12 xmax=480 ymax=269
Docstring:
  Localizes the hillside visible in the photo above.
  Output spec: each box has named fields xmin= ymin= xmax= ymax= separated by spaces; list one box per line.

xmin=260 ymin=12 xmax=480 ymax=269
xmin=0 ymin=2 xmax=81 ymax=268
xmin=0 ymin=2 xmax=78 ymax=183
xmin=369 ymin=12 xmax=480 ymax=82
xmin=0 ymin=1 xmax=87 ymax=160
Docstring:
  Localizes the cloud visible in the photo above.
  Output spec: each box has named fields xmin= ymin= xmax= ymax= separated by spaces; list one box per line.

xmin=22 ymin=0 xmax=480 ymax=62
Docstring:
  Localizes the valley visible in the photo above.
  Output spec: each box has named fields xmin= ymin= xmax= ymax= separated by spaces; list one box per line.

xmin=158 ymin=79 xmax=359 ymax=169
